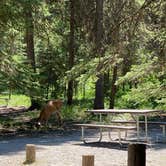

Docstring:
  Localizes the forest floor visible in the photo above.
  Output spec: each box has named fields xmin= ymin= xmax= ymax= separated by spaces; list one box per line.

xmin=0 ymin=107 xmax=166 ymax=166
xmin=0 ymin=106 xmax=27 ymax=114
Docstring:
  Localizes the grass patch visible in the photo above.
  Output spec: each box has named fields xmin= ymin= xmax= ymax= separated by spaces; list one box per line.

xmin=0 ymin=94 xmax=31 ymax=107
xmin=61 ymin=99 xmax=94 ymax=122
xmin=8 ymin=94 xmax=31 ymax=107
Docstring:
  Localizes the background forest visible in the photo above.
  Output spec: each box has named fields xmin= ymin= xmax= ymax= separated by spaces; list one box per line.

xmin=0 ymin=0 xmax=165 ymax=115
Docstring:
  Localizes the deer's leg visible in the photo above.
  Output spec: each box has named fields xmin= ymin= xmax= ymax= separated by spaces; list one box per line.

xmin=56 ymin=111 xmax=62 ymax=126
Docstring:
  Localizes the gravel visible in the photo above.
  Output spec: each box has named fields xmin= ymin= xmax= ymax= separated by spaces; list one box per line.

xmin=0 ymin=129 xmax=166 ymax=166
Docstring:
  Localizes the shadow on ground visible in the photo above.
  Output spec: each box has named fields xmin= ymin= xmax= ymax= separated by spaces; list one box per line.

xmin=1 ymin=126 xmax=166 ymax=156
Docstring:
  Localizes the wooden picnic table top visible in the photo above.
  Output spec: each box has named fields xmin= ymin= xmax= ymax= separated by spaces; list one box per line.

xmin=86 ymin=109 xmax=163 ymax=115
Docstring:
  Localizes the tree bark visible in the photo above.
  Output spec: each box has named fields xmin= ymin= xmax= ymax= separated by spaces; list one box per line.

xmin=94 ymin=0 xmax=104 ymax=109
xmin=67 ymin=0 xmax=75 ymax=105
xmin=94 ymin=75 xmax=104 ymax=109
xmin=104 ymin=71 xmax=110 ymax=98
xmin=109 ymin=0 xmax=121 ymax=109
xmin=109 ymin=65 xmax=118 ymax=109
xmin=24 ymin=4 xmax=36 ymax=72
xmin=24 ymin=3 xmax=40 ymax=110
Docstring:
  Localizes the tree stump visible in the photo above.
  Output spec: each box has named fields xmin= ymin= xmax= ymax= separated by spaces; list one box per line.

xmin=82 ymin=155 xmax=94 ymax=166
xmin=26 ymin=144 xmax=36 ymax=163
xmin=128 ymin=143 xmax=146 ymax=166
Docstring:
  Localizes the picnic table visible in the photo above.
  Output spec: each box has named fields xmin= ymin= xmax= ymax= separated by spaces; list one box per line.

xmin=76 ymin=109 xmax=164 ymax=144
xmin=86 ymin=109 xmax=162 ymax=141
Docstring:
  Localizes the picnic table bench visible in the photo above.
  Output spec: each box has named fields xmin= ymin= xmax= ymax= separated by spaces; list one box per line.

xmin=111 ymin=120 xmax=166 ymax=137
xmin=75 ymin=123 xmax=136 ymax=144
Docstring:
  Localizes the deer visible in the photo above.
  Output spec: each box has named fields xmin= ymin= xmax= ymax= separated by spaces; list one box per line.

xmin=36 ymin=99 xmax=63 ymax=128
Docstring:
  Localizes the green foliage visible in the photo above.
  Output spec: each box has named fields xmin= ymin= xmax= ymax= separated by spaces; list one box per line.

xmin=62 ymin=99 xmax=94 ymax=121
xmin=117 ymin=77 xmax=166 ymax=110
xmin=8 ymin=94 xmax=31 ymax=107
xmin=0 ymin=94 xmax=30 ymax=107
xmin=0 ymin=0 xmax=165 ymax=112
xmin=117 ymin=58 xmax=158 ymax=85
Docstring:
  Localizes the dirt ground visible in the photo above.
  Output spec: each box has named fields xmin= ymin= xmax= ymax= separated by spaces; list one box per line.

xmin=0 ymin=107 xmax=166 ymax=166
xmin=0 ymin=128 xmax=166 ymax=166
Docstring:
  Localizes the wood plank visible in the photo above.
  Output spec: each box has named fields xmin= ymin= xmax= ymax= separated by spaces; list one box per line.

xmin=111 ymin=120 xmax=166 ymax=125
xmin=86 ymin=109 xmax=162 ymax=114
xmin=75 ymin=124 xmax=136 ymax=130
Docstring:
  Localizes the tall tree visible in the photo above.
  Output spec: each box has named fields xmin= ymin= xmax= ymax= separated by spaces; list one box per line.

xmin=24 ymin=2 xmax=39 ymax=110
xmin=94 ymin=0 xmax=104 ymax=109
xmin=67 ymin=0 xmax=75 ymax=105
xmin=109 ymin=0 xmax=121 ymax=109
xmin=24 ymin=3 xmax=36 ymax=72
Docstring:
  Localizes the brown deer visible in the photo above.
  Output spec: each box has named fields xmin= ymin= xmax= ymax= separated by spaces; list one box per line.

xmin=37 ymin=99 xmax=63 ymax=127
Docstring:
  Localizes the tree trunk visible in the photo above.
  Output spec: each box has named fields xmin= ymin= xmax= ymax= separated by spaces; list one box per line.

xmin=24 ymin=4 xmax=39 ymax=110
xmin=24 ymin=5 xmax=36 ymax=72
xmin=67 ymin=0 xmax=75 ymax=105
xmin=94 ymin=75 xmax=104 ymax=109
xmin=67 ymin=80 xmax=73 ymax=105
xmin=109 ymin=65 xmax=118 ymax=109
xmin=104 ymin=71 xmax=110 ymax=98
xmin=28 ymin=99 xmax=41 ymax=111
xmin=109 ymin=0 xmax=122 ymax=109
xmin=93 ymin=0 xmax=104 ymax=109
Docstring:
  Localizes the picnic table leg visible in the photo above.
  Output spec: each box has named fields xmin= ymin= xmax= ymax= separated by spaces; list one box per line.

xmin=118 ymin=130 xmax=122 ymax=144
xmin=145 ymin=115 xmax=148 ymax=141
xmin=108 ymin=130 xmax=113 ymax=141
xmin=163 ymin=126 xmax=166 ymax=143
xmin=163 ymin=126 xmax=165 ymax=137
xmin=130 ymin=114 xmax=140 ymax=141
xmin=99 ymin=127 xmax=103 ymax=142
xmin=125 ymin=130 xmax=128 ymax=139
xmin=108 ymin=130 xmax=122 ymax=145
xmin=161 ymin=125 xmax=166 ymax=137
xmin=99 ymin=113 xmax=102 ymax=123
xmin=159 ymin=125 xmax=166 ymax=143
xmin=81 ymin=126 xmax=85 ymax=141
xmin=81 ymin=126 xmax=103 ymax=143
xmin=136 ymin=116 xmax=140 ymax=141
